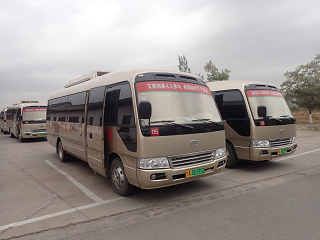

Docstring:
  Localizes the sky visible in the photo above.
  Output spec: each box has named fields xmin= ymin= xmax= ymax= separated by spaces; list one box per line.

xmin=1 ymin=0 xmax=320 ymax=110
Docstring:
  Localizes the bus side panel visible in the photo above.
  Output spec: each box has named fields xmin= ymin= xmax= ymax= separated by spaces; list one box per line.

xmin=104 ymin=126 xmax=139 ymax=187
xmin=86 ymin=124 xmax=105 ymax=175
xmin=63 ymin=121 xmax=86 ymax=161
xmin=224 ymin=120 xmax=251 ymax=160
xmin=6 ymin=109 xmax=18 ymax=137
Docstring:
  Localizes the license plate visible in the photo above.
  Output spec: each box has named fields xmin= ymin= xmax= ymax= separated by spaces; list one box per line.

xmin=37 ymin=133 xmax=46 ymax=136
xmin=186 ymin=167 xmax=205 ymax=178
xmin=278 ymin=148 xmax=287 ymax=154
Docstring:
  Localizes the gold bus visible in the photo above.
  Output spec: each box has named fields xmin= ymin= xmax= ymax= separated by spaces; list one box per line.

xmin=47 ymin=69 xmax=227 ymax=196
xmin=207 ymin=81 xmax=297 ymax=168
xmin=1 ymin=107 xmax=9 ymax=134
xmin=6 ymin=101 xmax=47 ymax=141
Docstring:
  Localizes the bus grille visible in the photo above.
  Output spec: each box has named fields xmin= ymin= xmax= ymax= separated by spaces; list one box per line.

xmin=168 ymin=150 xmax=214 ymax=169
xmin=270 ymin=138 xmax=292 ymax=148
xmin=32 ymin=129 xmax=47 ymax=133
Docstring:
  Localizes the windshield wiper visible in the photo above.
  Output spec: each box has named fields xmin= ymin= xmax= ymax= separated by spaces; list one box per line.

xmin=280 ymin=115 xmax=296 ymax=121
xmin=191 ymin=118 xmax=224 ymax=127
xmin=150 ymin=120 xmax=175 ymax=124
xmin=151 ymin=120 xmax=194 ymax=130
xmin=265 ymin=116 xmax=283 ymax=123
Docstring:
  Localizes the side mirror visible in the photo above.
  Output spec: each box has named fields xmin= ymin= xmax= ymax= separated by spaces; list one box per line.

xmin=18 ymin=115 xmax=22 ymax=121
xmin=138 ymin=101 xmax=152 ymax=119
xmin=257 ymin=106 xmax=267 ymax=118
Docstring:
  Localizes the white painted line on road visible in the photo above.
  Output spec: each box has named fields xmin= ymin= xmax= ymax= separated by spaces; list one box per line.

xmin=0 ymin=197 xmax=123 ymax=232
xmin=45 ymin=160 xmax=104 ymax=203
xmin=214 ymin=148 xmax=320 ymax=177
xmin=273 ymin=148 xmax=320 ymax=162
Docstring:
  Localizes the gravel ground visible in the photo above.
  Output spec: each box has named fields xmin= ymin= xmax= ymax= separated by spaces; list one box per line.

xmin=296 ymin=124 xmax=320 ymax=131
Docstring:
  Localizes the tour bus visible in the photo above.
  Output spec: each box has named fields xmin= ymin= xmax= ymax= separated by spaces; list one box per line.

xmin=207 ymin=81 xmax=297 ymax=168
xmin=6 ymin=101 xmax=47 ymax=141
xmin=47 ymin=69 xmax=227 ymax=196
xmin=0 ymin=107 xmax=9 ymax=134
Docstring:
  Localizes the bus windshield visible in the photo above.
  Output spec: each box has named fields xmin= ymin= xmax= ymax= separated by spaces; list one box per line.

xmin=246 ymin=90 xmax=293 ymax=119
xmin=22 ymin=107 xmax=47 ymax=121
xmin=136 ymin=81 xmax=222 ymax=126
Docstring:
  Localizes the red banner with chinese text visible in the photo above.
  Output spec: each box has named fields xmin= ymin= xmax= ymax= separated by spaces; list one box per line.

xmin=136 ymin=81 xmax=211 ymax=96
xmin=246 ymin=90 xmax=284 ymax=98
xmin=23 ymin=108 xmax=47 ymax=112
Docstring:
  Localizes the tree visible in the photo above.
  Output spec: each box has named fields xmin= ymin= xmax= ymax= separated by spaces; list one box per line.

xmin=178 ymin=55 xmax=191 ymax=73
xmin=195 ymin=72 xmax=204 ymax=80
xmin=280 ymin=54 xmax=320 ymax=123
xmin=204 ymin=60 xmax=231 ymax=81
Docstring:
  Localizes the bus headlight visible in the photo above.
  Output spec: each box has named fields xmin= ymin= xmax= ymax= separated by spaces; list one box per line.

xmin=251 ymin=140 xmax=270 ymax=148
xmin=138 ymin=157 xmax=170 ymax=169
xmin=22 ymin=129 xmax=32 ymax=133
xmin=214 ymin=147 xmax=226 ymax=159
xmin=291 ymin=136 xmax=297 ymax=143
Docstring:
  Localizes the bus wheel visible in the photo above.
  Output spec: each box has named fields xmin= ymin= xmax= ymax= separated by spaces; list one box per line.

xmin=110 ymin=158 xmax=135 ymax=196
xmin=10 ymin=131 xmax=15 ymax=138
xmin=226 ymin=142 xmax=238 ymax=168
xmin=57 ymin=140 xmax=70 ymax=162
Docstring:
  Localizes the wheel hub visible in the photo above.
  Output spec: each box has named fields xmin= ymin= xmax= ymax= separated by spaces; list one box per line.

xmin=112 ymin=165 xmax=124 ymax=189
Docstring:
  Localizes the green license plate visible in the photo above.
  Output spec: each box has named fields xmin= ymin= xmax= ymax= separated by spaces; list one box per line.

xmin=278 ymin=148 xmax=287 ymax=154
xmin=186 ymin=167 xmax=205 ymax=178
xmin=38 ymin=133 xmax=46 ymax=136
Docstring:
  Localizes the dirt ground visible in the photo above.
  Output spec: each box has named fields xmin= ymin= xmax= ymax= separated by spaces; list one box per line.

xmin=292 ymin=110 xmax=320 ymax=131
xmin=293 ymin=110 xmax=320 ymax=124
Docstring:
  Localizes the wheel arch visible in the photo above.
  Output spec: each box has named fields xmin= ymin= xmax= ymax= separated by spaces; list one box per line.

xmin=105 ymin=152 xmax=121 ymax=177
xmin=226 ymin=139 xmax=238 ymax=157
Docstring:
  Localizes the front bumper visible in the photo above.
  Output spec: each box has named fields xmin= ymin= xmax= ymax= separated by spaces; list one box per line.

xmin=250 ymin=143 xmax=297 ymax=161
xmin=136 ymin=156 xmax=227 ymax=189
xmin=21 ymin=131 xmax=47 ymax=139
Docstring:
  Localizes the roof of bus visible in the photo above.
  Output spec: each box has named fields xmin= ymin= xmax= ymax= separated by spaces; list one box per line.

xmin=7 ymin=102 xmax=47 ymax=110
xmin=206 ymin=80 xmax=278 ymax=91
xmin=48 ymin=69 xmax=203 ymax=100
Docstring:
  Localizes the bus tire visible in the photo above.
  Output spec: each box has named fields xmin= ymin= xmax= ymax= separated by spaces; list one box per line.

xmin=10 ymin=131 xmax=15 ymax=138
xmin=110 ymin=158 xmax=135 ymax=196
xmin=226 ymin=142 xmax=238 ymax=168
xmin=57 ymin=140 xmax=70 ymax=162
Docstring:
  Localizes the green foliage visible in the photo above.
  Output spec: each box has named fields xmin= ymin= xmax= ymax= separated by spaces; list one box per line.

xmin=178 ymin=55 xmax=191 ymax=73
xmin=280 ymin=54 xmax=320 ymax=114
xmin=195 ymin=72 xmax=204 ymax=79
xmin=204 ymin=60 xmax=231 ymax=81
xmin=177 ymin=56 xmax=230 ymax=81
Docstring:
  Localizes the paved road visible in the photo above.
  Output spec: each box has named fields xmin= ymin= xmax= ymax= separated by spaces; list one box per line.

xmin=0 ymin=130 xmax=319 ymax=239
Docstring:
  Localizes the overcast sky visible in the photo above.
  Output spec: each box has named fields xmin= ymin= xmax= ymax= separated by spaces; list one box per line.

xmin=1 ymin=0 xmax=320 ymax=110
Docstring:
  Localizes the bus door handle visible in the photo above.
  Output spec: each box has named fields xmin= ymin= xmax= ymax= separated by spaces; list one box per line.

xmin=89 ymin=133 xmax=92 ymax=139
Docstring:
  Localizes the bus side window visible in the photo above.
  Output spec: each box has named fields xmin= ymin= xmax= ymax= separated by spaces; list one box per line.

xmin=87 ymin=86 xmax=106 ymax=127
xmin=68 ymin=92 xmax=86 ymax=123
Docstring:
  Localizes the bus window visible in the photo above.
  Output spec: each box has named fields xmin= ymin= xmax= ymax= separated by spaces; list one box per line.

xmin=87 ymin=86 xmax=106 ymax=127
xmin=214 ymin=90 xmax=250 ymax=136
